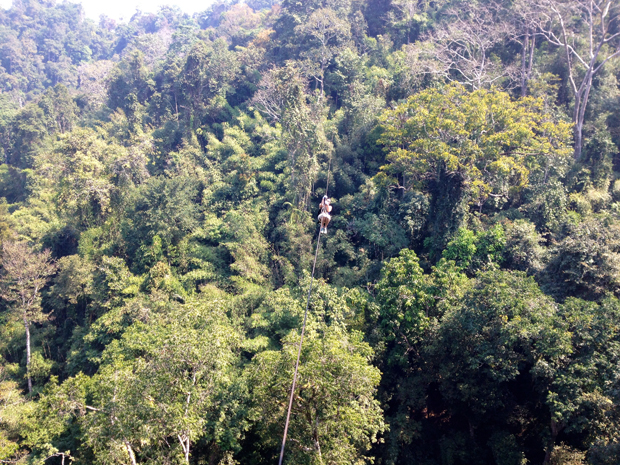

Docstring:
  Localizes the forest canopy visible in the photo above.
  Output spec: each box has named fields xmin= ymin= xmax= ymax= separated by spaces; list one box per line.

xmin=1 ymin=0 xmax=620 ymax=464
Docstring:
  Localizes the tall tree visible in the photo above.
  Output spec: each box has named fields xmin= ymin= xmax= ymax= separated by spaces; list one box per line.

xmin=250 ymin=325 xmax=386 ymax=464
xmin=505 ymin=0 xmax=541 ymax=96
xmin=295 ymin=8 xmax=351 ymax=98
xmin=412 ymin=4 xmax=515 ymax=90
xmin=43 ymin=297 xmax=245 ymax=465
xmin=532 ymin=0 xmax=620 ymax=160
xmin=254 ymin=64 xmax=330 ymax=209
xmin=379 ymin=84 xmax=572 ymax=250
xmin=178 ymin=38 xmax=239 ymax=129
xmin=0 ymin=241 xmax=55 ymax=394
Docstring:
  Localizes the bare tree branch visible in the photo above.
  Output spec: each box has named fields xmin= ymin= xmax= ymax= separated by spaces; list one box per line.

xmin=1 ymin=241 xmax=56 ymax=393
xmin=407 ymin=4 xmax=518 ymax=90
xmin=529 ymin=0 xmax=620 ymax=159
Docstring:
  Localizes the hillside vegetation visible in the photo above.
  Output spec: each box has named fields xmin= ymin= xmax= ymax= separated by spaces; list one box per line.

xmin=1 ymin=0 xmax=620 ymax=464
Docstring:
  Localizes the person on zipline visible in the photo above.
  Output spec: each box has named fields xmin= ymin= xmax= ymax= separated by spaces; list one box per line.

xmin=318 ymin=195 xmax=332 ymax=234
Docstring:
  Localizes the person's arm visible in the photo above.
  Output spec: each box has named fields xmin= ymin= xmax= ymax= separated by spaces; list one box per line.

xmin=327 ymin=205 xmax=332 ymax=212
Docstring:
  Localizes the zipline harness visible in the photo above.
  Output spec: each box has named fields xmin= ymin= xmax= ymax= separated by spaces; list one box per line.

xmin=278 ymin=158 xmax=332 ymax=465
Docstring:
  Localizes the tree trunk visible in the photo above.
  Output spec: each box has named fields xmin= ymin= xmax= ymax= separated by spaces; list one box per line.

xmin=178 ymin=434 xmax=190 ymax=464
xmin=427 ymin=166 xmax=466 ymax=257
xmin=24 ymin=315 xmax=32 ymax=394
xmin=542 ymin=419 xmax=563 ymax=465
xmin=573 ymin=86 xmax=585 ymax=161
xmin=521 ymin=32 xmax=529 ymax=97
xmin=573 ymin=70 xmax=594 ymax=161
xmin=125 ymin=441 xmax=137 ymax=465
xmin=572 ymin=87 xmax=587 ymax=162
xmin=520 ymin=30 xmax=535 ymax=97
xmin=311 ymin=416 xmax=323 ymax=462
xmin=574 ymin=119 xmax=584 ymax=161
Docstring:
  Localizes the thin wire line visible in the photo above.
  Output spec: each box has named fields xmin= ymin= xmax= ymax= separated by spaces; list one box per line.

xmin=278 ymin=154 xmax=333 ymax=465
xmin=278 ymin=227 xmax=322 ymax=465
xmin=325 ymin=155 xmax=332 ymax=197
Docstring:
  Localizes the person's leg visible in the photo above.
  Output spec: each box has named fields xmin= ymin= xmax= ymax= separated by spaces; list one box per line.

xmin=319 ymin=212 xmax=328 ymax=233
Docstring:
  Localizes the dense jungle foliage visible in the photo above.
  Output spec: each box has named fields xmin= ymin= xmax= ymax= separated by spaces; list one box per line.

xmin=1 ymin=0 xmax=620 ymax=463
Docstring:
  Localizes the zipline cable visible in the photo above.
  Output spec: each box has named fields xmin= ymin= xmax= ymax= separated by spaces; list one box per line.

xmin=277 ymin=227 xmax=322 ymax=465
xmin=278 ymin=157 xmax=333 ymax=465
xmin=325 ymin=155 xmax=332 ymax=198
